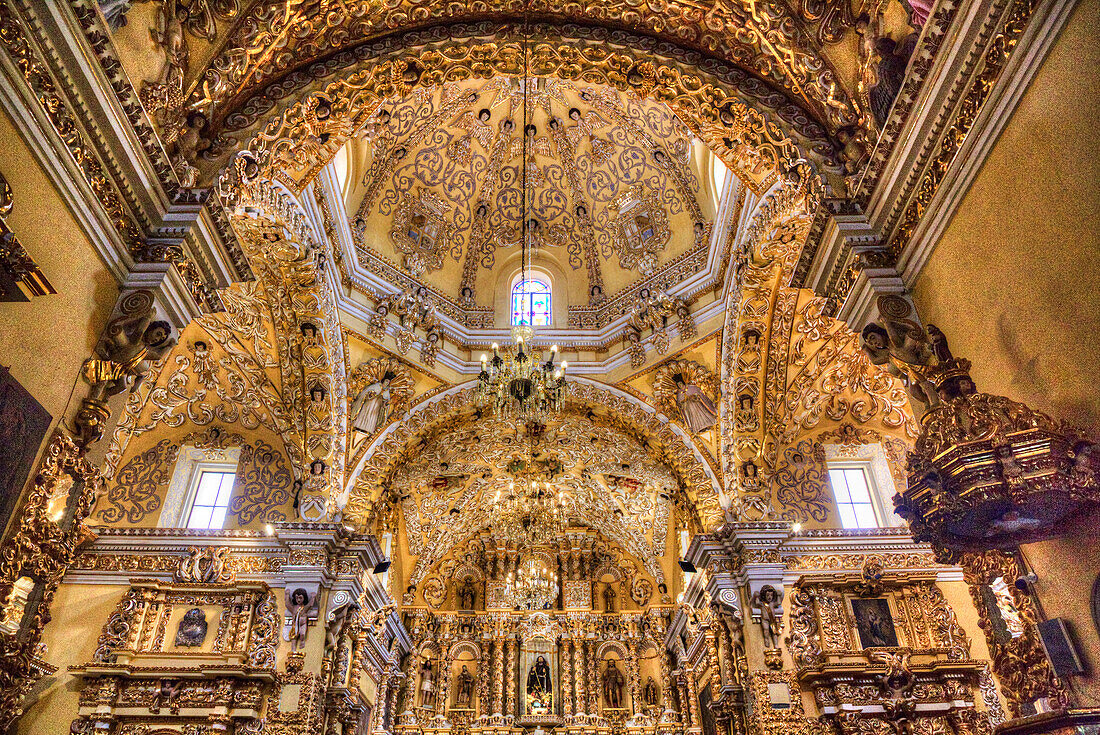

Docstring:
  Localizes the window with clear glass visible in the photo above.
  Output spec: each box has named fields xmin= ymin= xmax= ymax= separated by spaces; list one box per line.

xmin=511 ymin=279 xmax=552 ymax=327
xmin=186 ymin=470 xmax=236 ymax=530
xmin=827 ymin=466 xmax=879 ymax=529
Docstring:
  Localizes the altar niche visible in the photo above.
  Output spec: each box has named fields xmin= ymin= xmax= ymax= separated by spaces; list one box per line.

xmin=520 ymin=636 xmax=559 ymax=724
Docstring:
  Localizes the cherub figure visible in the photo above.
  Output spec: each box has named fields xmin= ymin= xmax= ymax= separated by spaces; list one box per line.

xmin=82 ymin=303 xmax=175 ymax=403
xmin=860 ymin=320 xmax=941 ymax=407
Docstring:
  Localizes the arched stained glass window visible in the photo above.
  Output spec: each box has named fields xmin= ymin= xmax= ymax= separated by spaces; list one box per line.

xmin=511 ymin=279 xmax=552 ymax=327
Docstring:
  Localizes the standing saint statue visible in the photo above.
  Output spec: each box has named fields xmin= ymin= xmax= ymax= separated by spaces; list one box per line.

xmin=672 ymin=373 xmax=718 ymax=433
xmin=350 ymin=372 xmax=394 ymax=434
xmin=526 ymin=655 xmax=553 ymax=711
xmin=603 ymin=584 xmax=616 ymax=613
xmin=458 ymin=577 xmax=476 ymax=610
xmin=420 ymin=658 xmax=436 ymax=707
xmin=456 ymin=665 xmax=475 ymax=708
xmin=603 ymin=660 xmax=625 ymax=709
xmin=643 ymin=676 xmax=660 ymax=708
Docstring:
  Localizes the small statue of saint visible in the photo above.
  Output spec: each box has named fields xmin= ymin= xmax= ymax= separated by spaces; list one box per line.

xmin=603 ymin=660 xmax=625 ymax=709
xmin=456 ymin=664 xmax=475 ymax=708
xmin=420 ymin=658 xmax=436 ymax=707
xmin=458 ymin=577 xmax=476 ymax=610
xmin=643 ymin=676 xmax=660 ymax=708
xmin=284 ymin=587 xmax=313 ymax=651
xmin=350 ymin=372 xmax=394 ymax=434
xmin=751 ymin=585 xmax=783 ymax=649
xmin=526 ymin=654 xmax=553 ymax=711
xmin=603 ymin=584 xmax=616 ymax=613
xmin=672 ymin=373 xmax=718 ymax=433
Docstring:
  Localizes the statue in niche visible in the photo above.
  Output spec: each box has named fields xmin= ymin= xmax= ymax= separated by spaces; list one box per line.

xmin=603 ymin=584 xmax=617 ymax=612
xmin=458 ymin=577 xmax=476 ymax=610
xmin=643 ymin=676 xmax=660 ymax=708
xmin=750 ymin=585 xmax=784 ymax=650
xmin=602 ymin=660 xmax=625 ymax=708
xmin=420 ymin=657 xmax=436 ymax=706
xmin=350 ymin=371 xmax=394 ymax=434
xmin=174 ymin=607 xmax=208 ymax=647
xmin=284 ymin=587 xmax=314 ymax=651
xmin=526 ymin=654 xmax=553 ymax=710
xmin=672 ymin=373 xmax=718 ymax=433
xmin=456 ymin=664 xmax=475 ymax=707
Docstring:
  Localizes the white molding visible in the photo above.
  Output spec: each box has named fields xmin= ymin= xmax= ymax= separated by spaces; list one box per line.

xmin=0 ymin=61 xmax=132 ymax=284
xmin=898 ymin=0 xmax=1080 ymax=284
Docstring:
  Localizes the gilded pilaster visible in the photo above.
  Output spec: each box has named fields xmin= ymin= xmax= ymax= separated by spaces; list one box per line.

xmin=576 ymin=639 xmax=588 ymax=715
xmin=492 ymin=637 xmax=504 ymax=716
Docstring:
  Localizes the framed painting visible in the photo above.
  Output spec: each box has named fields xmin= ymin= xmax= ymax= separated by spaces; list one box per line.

xmin=0 ymin=366 xmax=51 ymax=533
xmin=850 ymin=597 xmax=900 ymax=648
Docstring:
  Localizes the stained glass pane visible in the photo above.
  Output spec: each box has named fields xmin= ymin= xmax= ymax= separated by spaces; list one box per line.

xmin=511 ymin=280 xmax=552 ymax=327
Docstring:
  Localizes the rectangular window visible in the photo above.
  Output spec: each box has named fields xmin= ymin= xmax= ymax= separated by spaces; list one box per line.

xmin=828 ymin=466 xmax=879 ymax=529
xmin=186 ymin=470 xmax=236 ymax=530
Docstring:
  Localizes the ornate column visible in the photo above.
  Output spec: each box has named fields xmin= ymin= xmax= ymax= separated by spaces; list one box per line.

xmin=587 ymin=640 xmax=599 ymax=715
xmin=575 ymin=640 xmax=588 ymax=716
xmin=659 ymin=650 xmax=678 ymax=721
xmin=626 ymin=649 xmax=641 ymax=715
xmin=478 ymin=639 xmax=491 ymax=719
xmin=492 ymin=637 xmax=504 ymax=717
xmin=704 ymin=626 xmax=722 ymax=690
xmin=676 ymin=670 xmax=691 ymax=728
xmin=686 ymin=668 xmax=702 ymax=732
xmin=504 ymin=635 xmax=516 ymax=720
xmin=435 ymin=653 xmax=454 ymax=718
xmin=562 ymin=638 xmax=574 ymax=719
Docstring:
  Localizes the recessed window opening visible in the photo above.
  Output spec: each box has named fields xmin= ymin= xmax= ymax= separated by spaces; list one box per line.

xmin=828 ymin=466 xmax=879 ymax=529
xmin=186 ymin=470 xmax=236 ymax=530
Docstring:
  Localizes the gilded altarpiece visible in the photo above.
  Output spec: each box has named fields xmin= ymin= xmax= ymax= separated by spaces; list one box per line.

xmin=786 ymin=561 xmax=1001 ymax=735
xmin=69 ymin=577 xmax=280 ymax=733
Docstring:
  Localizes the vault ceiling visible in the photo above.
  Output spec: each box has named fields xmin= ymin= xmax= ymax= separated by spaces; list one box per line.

xmin=342 ymin=78 xmax=710 ymax=306
xmin=385 ymin=411 xmax=675 ymax=587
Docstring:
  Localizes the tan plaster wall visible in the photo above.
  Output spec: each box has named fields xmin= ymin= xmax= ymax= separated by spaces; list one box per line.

xmin=0 ymin=106 xmax=117 ymax=424
xmin=16 ymin=583 xmax=129 ymax=735
xmin=1020 ymin=505 xmax=1100 ymax=707
xmin=912 ymin=0 xmax=1100 ymax=433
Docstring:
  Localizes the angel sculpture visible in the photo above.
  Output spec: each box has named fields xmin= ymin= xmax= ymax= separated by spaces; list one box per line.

xmin=81 ymin=301 xmax=175 ymax=403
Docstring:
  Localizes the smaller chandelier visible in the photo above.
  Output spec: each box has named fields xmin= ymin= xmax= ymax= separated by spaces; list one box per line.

xmin=490 ymin=479 xmax=565 ymax=546
xmin=503 ymin=553 xmax=559 ymax=611
xmin=475 ymin=326 xmax=567 ymax=419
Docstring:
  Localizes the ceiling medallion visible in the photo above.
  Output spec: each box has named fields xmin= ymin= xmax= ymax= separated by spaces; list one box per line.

xmin=475 ymin=12 xmax=567 ymax=420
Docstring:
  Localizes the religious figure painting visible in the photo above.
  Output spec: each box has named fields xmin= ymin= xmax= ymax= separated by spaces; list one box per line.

xmin=851 ymin=597 xmax=900 ymax=648
xmin=0 ymin=367 xmax=51 ymax=532
xmin=174 ymin=607 xmax=208 ymax=647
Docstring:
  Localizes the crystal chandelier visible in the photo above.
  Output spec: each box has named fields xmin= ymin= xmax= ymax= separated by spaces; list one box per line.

xmin=489 ymin=479 xmax=565 ymax=546
xmin=476 ymin=336 xmax=567 ymax=419
xmin=473 ymin=12 xmax=567 ymax=419
xmin=503 ymin=553 xmax=559 ymax=611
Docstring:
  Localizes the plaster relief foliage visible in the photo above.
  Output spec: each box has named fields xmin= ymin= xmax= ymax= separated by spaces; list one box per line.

xmin=721 ymin=182 xmax=916 ymax=521
xmin=96 ymin=438 xmax=179 ymax=524
xmin=231 ymin=439 xmax=292 ymax=525
xmin=351 ymin=78 xmax=700 ymax=304
xmin=119 ymin=0 xmax=903 ymax=178
xmin=388 ymin=412 xmax=672 ymax=587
